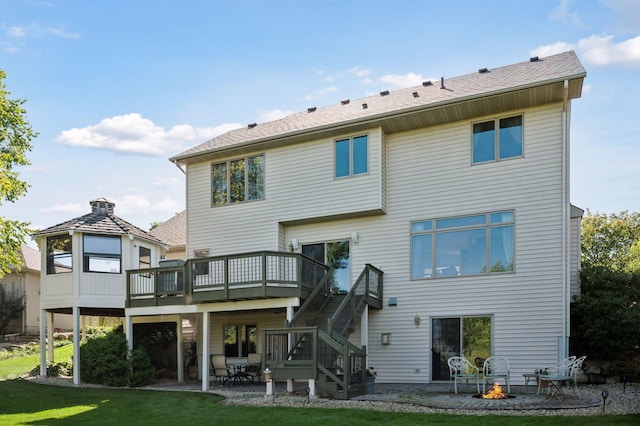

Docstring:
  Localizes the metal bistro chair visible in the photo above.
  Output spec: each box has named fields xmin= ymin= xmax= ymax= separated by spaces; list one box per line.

xmin=483 ymin=356 xmax=510 ymax=393
xmin=447 ymin=356 xmax=480 ymax=394
xmin=210 ymin=354 xmax=232 ymax=386
xmin=568 ymin=356 xmax=587 ymax=397
xmin=243 ymin=353 xmax=263 ymax=384
xmin=537 ymin=355 xmax=575 ymax=395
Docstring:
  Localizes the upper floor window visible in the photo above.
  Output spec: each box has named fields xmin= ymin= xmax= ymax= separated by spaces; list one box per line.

xmin=46 ymin=234 xmax=72 ymax=274
xmin=411 ymin=211 xmax=514 ymax=279
xmin=472 ymin=115 xmax=523 ymax=163
xmin=83 ymin=234 xmax=122 ymax=274
xmin=335 ymin=135 xmax=368 ymax=178
xmin=212 ymin=154 xmax=265 ymax=206
xmin=139 ymin=246 xmax=151 ymax=270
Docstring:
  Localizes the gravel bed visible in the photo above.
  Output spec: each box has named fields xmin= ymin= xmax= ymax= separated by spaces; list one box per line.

xmin=23 ymin=375 xmax=640 ymax=417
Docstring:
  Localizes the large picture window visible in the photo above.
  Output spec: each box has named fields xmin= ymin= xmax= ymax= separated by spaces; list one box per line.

xmin=411 ymin=211 xmax=514 ymax=279
xmin=83 ymin=234 xmax=122 ymax=274
xmin=472 ymin=115 xmax=523 ymax=163
xmin=212 ymin=154 xmax=265 ymax=206
xmin=46 ymin=234 xmax=72 ymax=274
xmin=335 ymin=135 xmax=368 ymax=178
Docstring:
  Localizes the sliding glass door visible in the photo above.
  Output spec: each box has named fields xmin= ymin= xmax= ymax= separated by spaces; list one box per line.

xmin=431 ymin=316 xmax=491 ymax=381
xmin=302 ymin=240 xmax=350 ymax=292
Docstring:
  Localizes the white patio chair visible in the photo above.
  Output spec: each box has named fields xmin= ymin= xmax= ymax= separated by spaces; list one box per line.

xmin=568 ymin=356 xmax=587 ymax=397
xmin=447 ymin=356 xmax=480 ymax=394
xmin=483 ymin=356 xmax=510 ymax=393
xmin=537 ymin=355 xmax=575 ymax=395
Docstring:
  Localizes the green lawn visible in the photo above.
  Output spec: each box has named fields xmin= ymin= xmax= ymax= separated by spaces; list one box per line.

xmin=0 ymin=350 xmax=638 ymax=425
xmin=0 ymin=343 xmax=73 ymax=381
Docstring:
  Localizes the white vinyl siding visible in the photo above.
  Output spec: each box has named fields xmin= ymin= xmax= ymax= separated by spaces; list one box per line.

xmin=185 ymin=102 xmax=570 ymax=384
xmin=186 ymin=128 xmax=384 ymax=255
xmin=287 ymin=103 xmax=566 ymax=384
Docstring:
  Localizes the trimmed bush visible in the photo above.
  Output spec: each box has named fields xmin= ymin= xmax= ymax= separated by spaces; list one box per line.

xmin=80 ymin=325 xmax=155 ymax=387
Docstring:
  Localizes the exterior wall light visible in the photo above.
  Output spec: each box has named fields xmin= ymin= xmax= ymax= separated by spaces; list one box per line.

xmin=414 ymin=314 xmax=421 ymax=327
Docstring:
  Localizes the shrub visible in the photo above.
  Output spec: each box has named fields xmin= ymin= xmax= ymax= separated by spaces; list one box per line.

xmin=29 ymin=360 xmax=73 ymax=377
xmin=571 ymin=266 xmax=640 ymax=367
xmin=80 ymin=325 xmax=155 ymax=387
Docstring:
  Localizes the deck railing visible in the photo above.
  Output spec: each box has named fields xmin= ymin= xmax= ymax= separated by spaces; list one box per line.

xmin=126 ymin=251 xmax=329 ymax=308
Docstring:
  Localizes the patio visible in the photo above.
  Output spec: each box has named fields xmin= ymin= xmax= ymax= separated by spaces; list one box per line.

xmin=143 ymin=379 xmax=608 ymax=413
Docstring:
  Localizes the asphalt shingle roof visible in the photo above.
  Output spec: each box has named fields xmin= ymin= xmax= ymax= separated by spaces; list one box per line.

xmin=149 ymin=210 xmax=186 ymax=247
xmin=172 ymin=51 xmax=586 ymax=162
xmin=33 ymin=209 xmax=167 ymax=247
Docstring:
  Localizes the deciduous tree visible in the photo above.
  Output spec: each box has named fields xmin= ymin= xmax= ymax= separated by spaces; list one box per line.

xmin=0 ymin=70 xmax=36 ymax=278
xmin=581 ymin=210 xmax=640 ymax=273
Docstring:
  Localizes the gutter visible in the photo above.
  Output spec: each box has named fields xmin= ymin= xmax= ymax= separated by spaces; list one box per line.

xmin=171 ymin=73 xmax=586 ymax=165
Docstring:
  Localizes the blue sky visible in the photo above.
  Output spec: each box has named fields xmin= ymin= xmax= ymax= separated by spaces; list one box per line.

xmin=1 ymin=0 xmax=639 ymax=243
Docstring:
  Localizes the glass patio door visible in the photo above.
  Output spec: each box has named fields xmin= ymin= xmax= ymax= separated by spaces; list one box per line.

xmin=431 ymin=316 xmax=491 ymax=381
xmin=302 ymin=240 xmax=350 ymax=292
xmin=431 ymin=318 xmax=460 ymax=381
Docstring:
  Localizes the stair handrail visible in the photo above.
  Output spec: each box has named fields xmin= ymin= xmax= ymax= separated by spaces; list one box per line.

xmin=287 ymin=259 xmax=333 ymax=328
xmin=327 ymin=264 xmax=383 ymax=337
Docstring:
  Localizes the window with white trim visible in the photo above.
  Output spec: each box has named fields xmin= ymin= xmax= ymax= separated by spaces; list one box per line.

xmin=212 ymin=154 xmax=265 ymax=206
xmin=46 ymin=234 xmax=72 ymax=274
xmin=335 ymin=135 xmax=368 ymax=178
xmin=411 ymin=211 xmax=514 ymax=279
xmin=472 ymin=115 xmax=523 ymax=163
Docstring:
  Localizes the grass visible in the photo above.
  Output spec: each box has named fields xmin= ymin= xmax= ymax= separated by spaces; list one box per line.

xmin=0 ymin=381 xmax=638 ymax=425
xmin=0 ymin=350 xmax=638 ymax=425
xmin=0 ymin=342 xmax=73 ymax=381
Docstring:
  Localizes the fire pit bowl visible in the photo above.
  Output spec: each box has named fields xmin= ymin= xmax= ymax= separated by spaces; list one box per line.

xmin=472 ymin=394 xmax=516 ymax=399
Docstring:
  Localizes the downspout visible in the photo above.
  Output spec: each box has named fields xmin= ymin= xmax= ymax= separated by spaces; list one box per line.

xmin=561 ymin=79 xmax=570 ymax=359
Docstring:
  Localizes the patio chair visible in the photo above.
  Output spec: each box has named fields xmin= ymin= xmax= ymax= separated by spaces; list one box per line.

xmin=537 ymin=355 xmax=575 ymax=395
xmin=447 ymin=356 xmax=480 ymax=394
xmin=244 ymin=353 xmax=262 ymax=384
xmin=568 ymin=356 xmax=587 ymax=397
xmin=482 ymin=356 xmax=510 ymax=393
xmin=210 ymin=354 xmax=232 ymax=386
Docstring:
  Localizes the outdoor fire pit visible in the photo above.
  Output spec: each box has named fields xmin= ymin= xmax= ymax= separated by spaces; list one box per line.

xmin=472 ymin=382 xmax=516 ymax=399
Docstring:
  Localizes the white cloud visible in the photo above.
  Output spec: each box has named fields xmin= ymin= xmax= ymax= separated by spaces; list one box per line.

xmin=115 ymin=193 xmax=183 ymax=224
xmin=550 ymin=0 xmax=582 ymax=27
xmin=40 ymin=202 xmax=85 ymax=215
xmin=151 ymin=177 xmax=182 ymax=189
xmin=602 ymin=0 xmax=640 ymax=31
xmin=325 ymin=66 xmax=371 ymax=84
xmin=257 ymin=109 xmax=293 ymax=123
xmin=531 ymin=35 xmax=640 ymax=68
xmin=304 ymin=86 xmax=339 ymax=102
xmin=530 ymin=41 xmax=576 ymax=58
xmin=8 ymin=26 xmax=26 ymax=38
xmin=55 ymin=113 xmax=239 ymax=156
xmin=378 ymin=72 xmax=429 ymax=90
xmin=48 ymin=27 xmax=81 ymax=40
xmin=578 ymin=35 xmax=640 ymax=67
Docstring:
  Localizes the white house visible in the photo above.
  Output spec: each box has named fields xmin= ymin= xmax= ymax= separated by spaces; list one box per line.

xmin=36 ymin=52 xmax=586 ymax=397
xmin=121 ymin=51 xmax=588 ymax=397
xmin=33 ymin=198 xmax=168 ymax=385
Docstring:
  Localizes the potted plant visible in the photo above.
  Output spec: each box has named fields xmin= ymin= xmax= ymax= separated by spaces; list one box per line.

xmin=365 ymin=366 xmax=376 ymax=394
